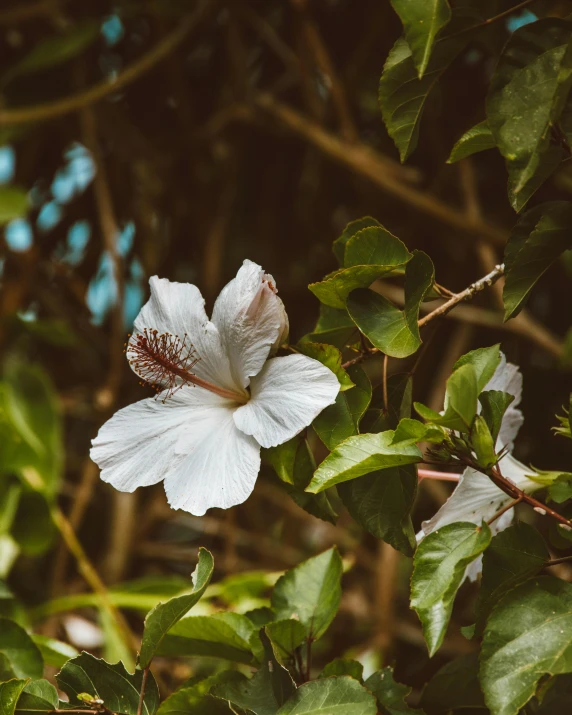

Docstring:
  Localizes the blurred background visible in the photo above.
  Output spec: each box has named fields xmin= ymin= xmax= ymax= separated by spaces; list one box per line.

xmin=1 ymin=0 xmax=572 ymax=698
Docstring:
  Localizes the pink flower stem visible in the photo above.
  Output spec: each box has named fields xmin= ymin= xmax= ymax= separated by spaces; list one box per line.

xmin=418 ymin=468 xmax=461 ymax=483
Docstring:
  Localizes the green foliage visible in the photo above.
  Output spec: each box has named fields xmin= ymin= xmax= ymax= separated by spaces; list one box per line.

xmin=502 ymin=202 xmax=572 ymax=319
xmin=447 ymin=120 xmax=495 ymax=163
xmin=411 ymin=522 xmax=492 ymax=656
xmin=0 ymin=680 xmax=26 ymax=715
xmin=275 ymin=676 xmax=377 ymax=715
xmin=14 ymin=679 xmax=58 ymax=714
xmin=307 ymin=430 xmax=421 ymax=493
xmin=0 ymin=619 xmax=43 ymax=680
xmin=296 ymin=343 xmax=354 ymax=391
xmin=389 ymin=0 xmax=451 ymax=78
xmin=486 ymin=20 xmax=572 ymax=211
xmin=138 ymin=547 xmax=214 ymax=668
xmin=479 ymin=390 xmax=515 ymax=444
xmin=365 ymin=667 xmax=422 ymax=715
xmin=271 ymin=547 xmax=342 ymax=641
xmin=481 ymin=577 xmax=572 ymax=715
xmin=420 ymin=653 xmax=485 ymax=713
xmin=319 ymin=658 xmax=363 ymax=681
xmin=346 ymin=250 xmax=434 ymax=358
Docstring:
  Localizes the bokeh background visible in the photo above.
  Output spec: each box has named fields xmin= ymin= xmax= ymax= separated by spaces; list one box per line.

xmin=2 ymin=0 xmax=572 ymax=697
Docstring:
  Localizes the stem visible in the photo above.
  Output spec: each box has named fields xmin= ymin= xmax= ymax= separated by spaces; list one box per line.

xmin=546 ymin=554 xmax=572 ymax=567
xmin=418 ymin=468 xmax=461 ymax=482
xmin=447 ymin=0 xmax=538 ymax=40
xmin=382 ymin=354 xmax=389 ymax=411
xmin=487 ymin=496 xmax=523 ymax=526
xmin=305 ymin=638 xmax=313 ymax=681
xmin=50 ymin=506 xmax=138 ymax=655
xmin=137 ymin=667 xmax=150 ymax=715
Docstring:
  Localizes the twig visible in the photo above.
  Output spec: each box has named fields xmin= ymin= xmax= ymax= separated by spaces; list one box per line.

xmin=546 ymin=554 xmax=572 ymax=567
xmin=447 ymin=0 xmax=538 ymax=40
xmin=382 ymin=354 xmax=389 ymax=411
xmin=417 ymin=264 xmax=505 ymax=328
xmin=137 ymin=667 xmax=150 ymax=715
xmin=418 ymin=468 xmax=461 ymax=482
xmin=487 ymin=496 xmax=523 ymax=526
xmin=0 ymin=2 xmax=215 ymax=126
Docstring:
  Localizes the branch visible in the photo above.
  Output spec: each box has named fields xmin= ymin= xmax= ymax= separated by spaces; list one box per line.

xmin=136 ymin=667 xmax=150 ymax=715
xmin=0 ymin=1 xmax=215 ymax=126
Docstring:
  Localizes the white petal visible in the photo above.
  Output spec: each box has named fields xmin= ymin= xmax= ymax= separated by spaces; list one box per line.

xmin=131 ymin=276 xmax=238 ymax=394
xmin=164 ymin=406 xmax=261 ymax=515
xmin=233 ymin=354 xmax=340 ymax=448
xmin=90 ymin=388 xmax=219 ymax=492
xmin=211 ymin=260 xmax=289 ymax=388
xmin=485 ymin=352 xmax=523 ymax=450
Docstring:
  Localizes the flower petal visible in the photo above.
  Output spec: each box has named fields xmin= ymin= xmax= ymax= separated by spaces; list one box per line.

xmin=485 ymin=353 xmax=523 ymax=450
xmin=131 ymin=276 xmax=237 ymax=393
xmin=233 ymin=354 xmax=340 ymax=448
xmin=164 ymin=406 xmax=261 ymax=515
xmin=211 ymin=260 xmax=289 ymax=388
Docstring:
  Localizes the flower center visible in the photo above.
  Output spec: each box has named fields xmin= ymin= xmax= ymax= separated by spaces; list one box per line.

xmin=126 ymin=328 xmax=247 ymax=404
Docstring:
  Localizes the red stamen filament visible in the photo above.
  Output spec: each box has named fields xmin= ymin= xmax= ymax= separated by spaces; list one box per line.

xmin=126 ymin=328 xmax=247 ymax=404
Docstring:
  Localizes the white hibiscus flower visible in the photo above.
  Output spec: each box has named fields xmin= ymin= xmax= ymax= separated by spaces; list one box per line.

xmin=90 ymin=260 xmax=340 ymax=515
xmin=418 ymin=353 xmax=542 ymax=580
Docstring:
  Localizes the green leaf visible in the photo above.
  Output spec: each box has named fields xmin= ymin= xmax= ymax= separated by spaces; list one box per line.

xmin=390 ymin=0 xmax=451 ymax=77
xmin=332 ymin=217 xmax=381 ymax=266
xmin=411 ymin=522 xmax=492 ymax=656
xmin=391 ymin=418 xmax=445 ymax=446
xmin=309 ymin=429 xmax=422 ymax=493
xmin=338 ymin=465 xmax=418 ymax=555
xmin=307 ymin=430 xmax=422 ymax=493
xmin=502 ymin=201 xmax=572 ymax=319
xmin=0 ymin=680 xmax=26 ymax=715
xmin=365 ymin=667 xmax=421 ymax=715
xmin=309 ymin=227 xmax=411 ymax=309
xmin=416 ymin=363 xmax=479 ymax=432
xmin=260 ymin=629 xmax=297 ymax=707
xmin=313 ymin=365 xmax=371 ymax=450
xmin=271 ymin=547 xmax=342 ymax=641
xmin=15 ymin=680 xmax=58 ymax=714
xmin=138 ymin=547 xmax=214 ymax=668
xmin=479 ymin=390 xmax=515 ymax=444
xmin=486 ymin=19 xmax=572 ymax=211
xmin=30 ymin=635 xmax=78 ymax=669
xmin=11 ymin=492 xmax=55 ymax=556
xmin=157 ymin=672 xmax=241 ymax=715
xmin=296 ymin=343 xmax=354 ymax=391
xmin=347 ymin=251 xmax=435 ymax=358
xmin=276 ymin=676 xmax=377 ymax=715
xmin=0 ymin=188 xmax=29 ymax=225
xmin=475 ymin=523 xmax=549 ymax=635
xmin=452 ymin=344 xmax=501 ymax=393
xmin=56 ymin=653 xmax=160 ymax=715
xmin=362 ymin=374 xmax=414 ymax=434
xmin=303 ymin=305 xmax=358 ymax=349
xmin=480 ymin=577 xmax=572 ymax=715
xmin=158 ymin=612 xmax=256 ymax=664
xmin=319 ymin=659 xmax=363 ymax=681
xmin=420 ymin=653 xmax=486 ymax=713
xmin=548 ymin=472 xmax=572 ymax=503
xmin=447 ymin=120 xmax=496 ymax=163
xmin=3 ymin=22 xmax=100 ymax=83
xmin=0 ymin=619 xmax=43 ymax=680
xmin=265 ymin=620 xmax=307 ymax=662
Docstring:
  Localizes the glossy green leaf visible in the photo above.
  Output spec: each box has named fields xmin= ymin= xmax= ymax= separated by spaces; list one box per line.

xmin=391 ymin=418 xmax=445 ymax=446
xmin=276 ymin=676 xmax=377 ymax=715
xmin=271 ymin=547 xmax=342 ymax=641
xmin=347 ymin=251 xmax=434 ymax=358
xmin=0 ymin=619 xmax=43 ymax=680
xmin=157 ymin=672 xmax=241 ymax=715
xmin=475 ymin=523 xmax=549 ymax=635
xmin=56 ymin=653 xmax=160 ymax=715
xmin=319 ymin=658 xmax=363 ymax=681
xmin=303 ymin=305 xmax=358 ymax=349
xmin=411 ymin=522 xmax=492 ymax=656
xmin=139 ymin=547 xmax=214 ymax=667
xmin=313 ymin=365 xmax=371 ymax=450
xmin=0 ymin=680 xmax=26 ymax=715
xmin=30 ymin=635 xmax=78 ymax=669
xmin=338 ymin=465 xmax=418 ymax=555
xmin=14 ymin=680 xmax=58 ymax=714
xmin=447 ymin=120 xmax=495 ymax=163
xmin=0 ymin=188 xmax=29 ymax=225
xmin=486 ymin=19 xmax=572 ymax=211
xmin=420 ymin=653 xmax=486 ymax=713
xmin=479 ymin=390 xmax=515 ymax=444
xmin=332 ymin=216 xmax=381 ymax=266
xmin=452 ymin=344 xmax=501 ymax=393
xmin=297 ymin=343 xmax=354 ymax=391
xmin=415 ymin=363 xmax=479 ymax=432
xmin=265 ymin=619 xmax=307 ymax=661
xmin=307 ymin=430 xmax=422 ymax=493
xmin=308 ymin=430 xmax=421 ymax=494
xmin=3 ymin=22 xmax=99 ymax=83
xmin=365 ymin=667 xmax=421 ymax=715
xmin=309 ymin=227 xmax=411 ymax=309
xmin=502 ymin=201 xmax=572 ymax=319
xmin=390 ymin=0 xmax=451 ymax=77
xmin=481 ymin=577 xmax=572 ymax=715
xmin=159 ymin=612 xmax=256 ymax=664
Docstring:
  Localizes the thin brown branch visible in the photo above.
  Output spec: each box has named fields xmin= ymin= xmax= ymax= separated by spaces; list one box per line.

xmin=382 ymin=353 xmax=389 ymax=411
xmin=447 ymin=0 xmax=538 ymax=40
xmin=546 ymin=554 xmax=572 ymax=567
xmin=418 ymin=468 xmax=461 ymax=482
xmin=137 ymin=667 xmax=150 ymax=715
xmin=0 ymin=1 xmax=215 ymax=126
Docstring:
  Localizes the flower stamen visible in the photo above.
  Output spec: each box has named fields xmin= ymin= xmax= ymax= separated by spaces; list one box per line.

xmin=126 ymin=328 xmax=247 ymax=404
